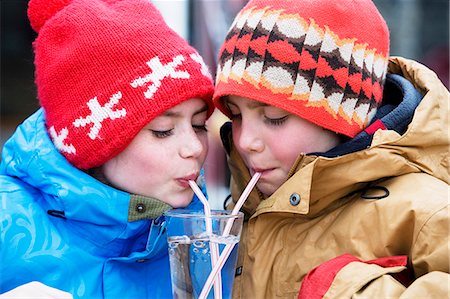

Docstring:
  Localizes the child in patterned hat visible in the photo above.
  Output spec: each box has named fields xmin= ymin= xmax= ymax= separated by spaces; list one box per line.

xmin=213 ymin=0 xmax=450 ymax=298
xmin=0 ymin=0 xmax=214 ymax=298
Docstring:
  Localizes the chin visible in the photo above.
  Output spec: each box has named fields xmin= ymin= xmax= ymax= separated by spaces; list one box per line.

xmin=257 ymin=184 xmax=276 ymax=198
xmin=170 ymin=196 xmax=193 ymax=208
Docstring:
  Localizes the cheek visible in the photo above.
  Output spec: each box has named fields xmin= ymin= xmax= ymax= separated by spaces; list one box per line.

xmin=267 ymin=132 xmax=302 ymax=167
xmin=278 ymin=119 xmax=331 ymax=153
xmin=201 ymin=136 xmax=209 ymax=160
xmin=124 ymin=142 xmax=160 ymax=166
xmin=231 ymin=126 xmax=244 ymax=151
xmin=199 ymin=141 xmax=209 ymax=165
xmin=103 ymin=142 xmax=162 ymax=180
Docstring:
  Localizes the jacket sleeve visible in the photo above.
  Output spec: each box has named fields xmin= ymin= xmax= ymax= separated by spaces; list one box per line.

xmin=298 ymin=253 xmax=450 ymax=299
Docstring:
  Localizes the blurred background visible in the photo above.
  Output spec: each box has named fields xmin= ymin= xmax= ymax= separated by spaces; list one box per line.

xmin=1 ymin=0 xmax=449 ymax=209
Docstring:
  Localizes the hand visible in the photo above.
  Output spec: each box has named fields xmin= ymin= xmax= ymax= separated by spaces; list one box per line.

xmin=0 ymin=281 xmax=73 ymax=299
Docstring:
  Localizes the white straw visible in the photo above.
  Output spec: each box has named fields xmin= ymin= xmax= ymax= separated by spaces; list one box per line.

xmin=199 ymin=243 xmax=235 ymax=299
xmin=223 ymin=172 xmax=261 ymax=236
xmin=188 ymin=180 xmax=222 ymax=299
xmin=199 ymin=172 xmax=261 ymax=299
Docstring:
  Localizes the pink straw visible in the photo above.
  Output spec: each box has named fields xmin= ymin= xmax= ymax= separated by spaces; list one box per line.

xmin=188 ymin=180 xmax=222 ymax=299
xmin=199 ymin=243 xmax=234 ymax=299
xmin=199 ymin=172 xmax=261 ymax=299
xmin=223 ymin=172 xmax=261 ymax=236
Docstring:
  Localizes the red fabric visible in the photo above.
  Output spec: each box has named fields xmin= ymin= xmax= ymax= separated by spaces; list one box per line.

xmin=298 ymin=254 xmax=359 ymax=299
xmin=236 ymin=33 xmax=252 ymax=54
xmin=267 ymin=40 xmax=302 ymax=63
xmin=366 ymin=255 xmax=408 ymax=267
xmin=366 ymin=256 xmax=414 ymax=287
xmin=364 ymin=119 xmax=387 ymax=135
xmin=372 ymin=81 xmax=384 ymax=102
xmin=28 ymin=0 xmax=70 ymax=32
xmin=347 ymin=73 xmax=363 ymax=94
xmin=251 ymin=36 xmax=271 ymax=56
xmin=28 ymin=0 xmax=214 ymax=169
xmin=299 ymin=50 xmax=319 ymax=71
xmin=316 ymin=57 xmax=349 ymax=88
xmin=298 ymin=254 xmax=408 ymax=299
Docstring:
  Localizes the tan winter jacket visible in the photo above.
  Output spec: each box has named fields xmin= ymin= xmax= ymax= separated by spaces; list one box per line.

xmin=223 ymin=57 xmax=450 ymax=298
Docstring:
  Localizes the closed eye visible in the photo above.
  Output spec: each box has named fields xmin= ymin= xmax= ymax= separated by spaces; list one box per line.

xmin=151 ymin=130 xmax=173 ymax=138
xmin=193 ymin=124 xmax=208 ymax=132
xmin=264 ymin=115 xmax=288 ymax=126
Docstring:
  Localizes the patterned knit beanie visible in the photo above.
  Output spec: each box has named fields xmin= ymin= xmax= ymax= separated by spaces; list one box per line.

xmin=213 ymin=0 xmax=389 ymax=137
xmin=28 ymin=0 xmax=214 ymax=169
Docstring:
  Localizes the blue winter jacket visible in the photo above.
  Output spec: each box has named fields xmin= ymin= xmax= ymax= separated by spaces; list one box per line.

xmin=0 ymin=109 xmax=205 ymax=299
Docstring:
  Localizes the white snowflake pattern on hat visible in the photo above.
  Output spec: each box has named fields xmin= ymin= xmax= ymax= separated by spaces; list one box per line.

xmin=49 ymin=126 xmax=76 ymax=154
xmin=190 ymin=53 xmax=212 ymax=80
xmin=73 ymin=91 xmax=127 ymax=140
xmin=130 ymin=55 xmax=191 ymax=99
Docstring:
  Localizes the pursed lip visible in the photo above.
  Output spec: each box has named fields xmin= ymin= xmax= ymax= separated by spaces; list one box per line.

xmin=176 ymin=172 xmax=200 ymax=188
xmin=250 ymin=166 xmax=274 ymax=177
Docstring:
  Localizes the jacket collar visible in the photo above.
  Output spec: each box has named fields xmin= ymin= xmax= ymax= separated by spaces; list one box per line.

xmin=319 ymin=73 xmax=423 ymax=157
xmin=222 ymin=57 xmax=449 ymax=218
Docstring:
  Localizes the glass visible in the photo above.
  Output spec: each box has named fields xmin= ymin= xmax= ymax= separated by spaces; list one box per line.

xmin=165 ymin=209 xmax=244 ymax=299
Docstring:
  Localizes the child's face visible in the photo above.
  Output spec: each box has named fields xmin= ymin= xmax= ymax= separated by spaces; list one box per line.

xmin=226 ymin=95 xmax=341 ymax=197
xmin=101 ymin=98 xmax=209 ymax=208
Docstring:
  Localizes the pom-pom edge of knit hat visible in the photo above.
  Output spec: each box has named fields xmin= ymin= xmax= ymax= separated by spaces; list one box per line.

xmin=28 ymin=0 xmax=72 ymax=33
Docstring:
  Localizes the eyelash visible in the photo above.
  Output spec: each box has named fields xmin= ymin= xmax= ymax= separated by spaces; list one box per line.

xmin=151 ymin=130 xmax=173 ymax=138
xmin=265 ymin=115 xmax=288 ymax=126
xmin=193 ymin=125 xmax=208 ymax=132
xmin=151 ymin=125 xmax=208 ymax=138
xmin=230 ymin=113 xmax=288 ymax=126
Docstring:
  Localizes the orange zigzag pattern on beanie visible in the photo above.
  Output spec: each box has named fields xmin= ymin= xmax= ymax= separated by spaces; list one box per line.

xmin=214 ymin=2 xmax=389 ymax=138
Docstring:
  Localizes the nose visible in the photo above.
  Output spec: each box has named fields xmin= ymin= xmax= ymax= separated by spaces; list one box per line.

xmin=179 ymin=129 xmax=206 ymax=159
xmin=235 ymin=119 xmax=264 ymax=153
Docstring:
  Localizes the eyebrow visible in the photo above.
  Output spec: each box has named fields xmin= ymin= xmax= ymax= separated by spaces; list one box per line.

xmin=162 ymin=103 xmax=209 ymax=117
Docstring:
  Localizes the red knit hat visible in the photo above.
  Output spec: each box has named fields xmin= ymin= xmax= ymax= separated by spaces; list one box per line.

xmin=28 ymin=0 xmax=214 ymax=169
xmin=213 ymin=0 xmax=389 ymax=138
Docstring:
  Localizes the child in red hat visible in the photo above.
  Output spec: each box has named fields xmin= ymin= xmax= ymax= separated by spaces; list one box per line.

xmin=213 ymin=0 xmax=450 ymax=298
xmin=0 ymin=0 xmax=214 ymax=298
